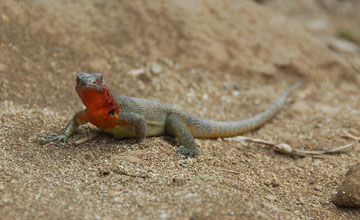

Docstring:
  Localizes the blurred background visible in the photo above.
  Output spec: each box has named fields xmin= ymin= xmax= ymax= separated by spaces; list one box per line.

xmin=1 ymin=1 xmax=360 ymax=219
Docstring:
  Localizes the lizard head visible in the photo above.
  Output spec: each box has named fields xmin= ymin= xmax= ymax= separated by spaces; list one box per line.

xmin=76 ymin=72 xmax=107 ymax=92
xmin=76 ymin=72 xmax=117 ymax=112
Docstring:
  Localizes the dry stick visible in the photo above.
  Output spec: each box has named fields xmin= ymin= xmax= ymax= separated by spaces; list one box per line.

xmin=223 ymin=136 xmax=356 ymax=157
xmin=224 ymin=136 xmax=277 ymax=146
xmin=289 ymin=143 xmax=355 ymax=155
xmin=74 ymin=133 xmax=99 ymax=145
xmin=112 ymin=167 xmax=147 ymax=179
xmin=220 ymin=169 xmax=241 ymax=175
xmin=342 ymin=130 xmax=360 ymax=141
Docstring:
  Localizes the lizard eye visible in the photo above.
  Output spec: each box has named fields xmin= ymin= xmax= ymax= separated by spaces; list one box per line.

xmin=96 ymin=76 xmax=103 ymax=84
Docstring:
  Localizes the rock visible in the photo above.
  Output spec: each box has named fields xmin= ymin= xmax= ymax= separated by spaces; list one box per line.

xmin=306 ymin=20 xmax=328 ymax=33
xmin=327 ymin=38 xmax=359 ymax=53
xmin=332 ymin=163 xmax=360 ymax=207
xmin=314 ymin=186 xmax=322 ymax=191
xmin=2 ymin=14 xmax=10 ymax=23
xmin=171 ymin=177 xmax=187 ymax=186
xmin=126 ymin=68 xmax=145 ymax=77
xmin=150 ymin=62 xmax=163 ymax=74
xmin=0 ymin=63 xmax=7 ymax=72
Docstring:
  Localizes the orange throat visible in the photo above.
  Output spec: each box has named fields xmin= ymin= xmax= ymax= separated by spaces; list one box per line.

xmin=77 ymin=87 xmax=120 ymax=129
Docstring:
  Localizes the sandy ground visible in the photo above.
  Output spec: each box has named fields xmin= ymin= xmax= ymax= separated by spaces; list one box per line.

xmin=1 ymin=0 xmax=360 ymax=219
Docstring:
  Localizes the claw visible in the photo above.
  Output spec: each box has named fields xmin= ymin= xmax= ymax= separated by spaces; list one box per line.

xmin=176 ymin=146 xmax=198 ymax=158
xmin=39 ymin=134 xmax=67 ymax=145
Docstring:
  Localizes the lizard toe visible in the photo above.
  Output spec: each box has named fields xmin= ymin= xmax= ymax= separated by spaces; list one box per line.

xmin=176 ymin=146 xmax=198 ymax=158
xmin=40 ymin=135 xmax=67 ymax=145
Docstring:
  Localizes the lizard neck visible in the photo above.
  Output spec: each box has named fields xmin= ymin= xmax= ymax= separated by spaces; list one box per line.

xmin=77 ymin=87 xmax=119 ymax=115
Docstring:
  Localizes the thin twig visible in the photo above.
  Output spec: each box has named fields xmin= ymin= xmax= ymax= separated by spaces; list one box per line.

xmin=112 ymin=167 xmax=147 ymax=178
xmin=224 ymin=136 xmax=276 ymax=146
xmin=291 ymin=143 xmax=355 ymax=155
xmin=74 ymin=133 xmax=99 ymax=145
xmin=342 ymin=130 xmax=360 ymax=141
xmin=220 ymin=169 xmax=241 ymax=174
xmin=224 ymin=136 xmax=357 ymax=157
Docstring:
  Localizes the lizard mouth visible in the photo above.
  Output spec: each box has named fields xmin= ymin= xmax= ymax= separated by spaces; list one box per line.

xmin=76 ymin=80 xmax=103 ymax=91
xmin=76 ymin=72 xmax=106 ymax=92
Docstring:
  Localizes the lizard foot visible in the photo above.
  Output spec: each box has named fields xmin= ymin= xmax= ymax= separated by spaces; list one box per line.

xmin=135 ymin=136 xmax=146 ymax=144
xmin=176 ymin=146 xmax=198 ymax=159
xmin=39 ymin=135 xmax=68 ymax=145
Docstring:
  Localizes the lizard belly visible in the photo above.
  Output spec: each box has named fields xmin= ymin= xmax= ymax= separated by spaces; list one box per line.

xmin=101 ymin=126 xmax=136 ymax=138
xmin=146 ymin=124 xmax=165 ymax=136
xmin=100 ymin=122 xmax=165 ymax=138
xmin=146 ymin=120 xmax=166 ymax=136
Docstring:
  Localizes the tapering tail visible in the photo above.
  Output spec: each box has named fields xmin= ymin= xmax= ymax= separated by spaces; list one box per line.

xmin=187 ymin=82 xmax=301 ymax=138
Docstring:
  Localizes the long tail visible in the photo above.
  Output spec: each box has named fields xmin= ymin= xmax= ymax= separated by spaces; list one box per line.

xmin=186 ymin=82 xmax=301 ymax=138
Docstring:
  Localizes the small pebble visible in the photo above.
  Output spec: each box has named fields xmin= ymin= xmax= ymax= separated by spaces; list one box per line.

xmin=127 ymin=68 xmax=145 ymax=77
xmin=314 ymin=186 xmax=322 ymax=191
xmin=233 ymin=83 xmax=240 ymax=90
xmin=328 ymin=38 xmax=359 ymax=53
xmin=306 ymin=20 xmax=328 ymax=32
xmin=150 ymin=62 xmax=163 ymax=74
xmin=0 ymin=63 xmax=7 ymax=72
xmin=172 ymin=177 xmax=186 ymax=186
xmin=2 ymin=14 xmax=10 ymax=23
xmin=0 ymin=183 xmax=4 ymax=191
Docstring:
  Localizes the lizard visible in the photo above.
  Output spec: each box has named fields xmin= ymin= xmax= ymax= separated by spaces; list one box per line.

xmin=41 ymin=72 xmax=301 ymax=158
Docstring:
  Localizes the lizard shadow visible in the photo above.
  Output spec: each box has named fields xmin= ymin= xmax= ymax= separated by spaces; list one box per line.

xmin=92 ymin=131 xmax=181 ymax=155
xmin=161 ymin=136 xmax=178 ymax=145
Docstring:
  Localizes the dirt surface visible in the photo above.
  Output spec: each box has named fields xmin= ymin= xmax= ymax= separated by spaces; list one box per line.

xmin=1 ymin=0 xmax=360 ymax=219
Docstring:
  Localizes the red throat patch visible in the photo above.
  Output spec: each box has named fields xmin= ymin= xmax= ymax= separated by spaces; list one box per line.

xmin=77 ymin=87 xmax=121 ymax=129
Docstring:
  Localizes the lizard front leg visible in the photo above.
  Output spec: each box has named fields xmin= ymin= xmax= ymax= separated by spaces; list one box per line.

xmin=118 ymin=112 xmax=147 ymax=143
xmin=41 ymin=110 xmax=88 ymax=144
xmin=165 ymin=114 xmax=198 ymax=158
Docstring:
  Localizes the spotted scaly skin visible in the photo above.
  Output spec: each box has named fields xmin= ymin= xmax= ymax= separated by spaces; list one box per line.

xmin=42 ymin=72 xmax=301 ymax=158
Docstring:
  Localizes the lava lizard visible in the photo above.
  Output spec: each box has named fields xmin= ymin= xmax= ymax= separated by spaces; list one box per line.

xmin=42 ymin=72 xmax=301 ymax=158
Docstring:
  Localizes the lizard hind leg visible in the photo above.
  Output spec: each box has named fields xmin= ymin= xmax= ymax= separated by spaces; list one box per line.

xmin=165 ymin=114 xmax=198 ymax=158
